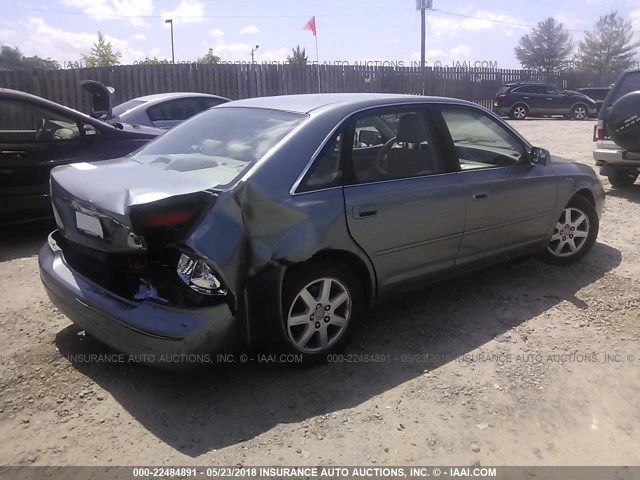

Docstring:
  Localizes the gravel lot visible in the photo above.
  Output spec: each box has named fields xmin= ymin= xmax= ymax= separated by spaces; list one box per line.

xmin=0 ymin=119 xmax=639 ymax=467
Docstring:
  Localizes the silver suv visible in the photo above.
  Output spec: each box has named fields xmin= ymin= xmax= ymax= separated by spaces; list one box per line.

xmin=593 ymin=69 xmax=640 ymax=187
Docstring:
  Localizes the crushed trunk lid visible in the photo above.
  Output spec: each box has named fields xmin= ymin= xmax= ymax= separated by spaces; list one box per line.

xmin=50 ymin=157 xmax=219 ymax=253
xmin=81 ymin=80 xmax=115 ymax=120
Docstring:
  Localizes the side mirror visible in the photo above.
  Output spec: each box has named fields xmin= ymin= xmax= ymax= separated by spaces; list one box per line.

xmin=81 ymin=124 xmax=97 ymax=138
xmin=529 ymin=146 xmax=550 ymax=166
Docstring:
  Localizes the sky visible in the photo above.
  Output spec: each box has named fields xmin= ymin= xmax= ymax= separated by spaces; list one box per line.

xmin=1 ymin=0 xmax=640 ymax=69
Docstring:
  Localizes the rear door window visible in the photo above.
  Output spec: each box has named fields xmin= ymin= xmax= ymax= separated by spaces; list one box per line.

xmin=514 ymin=85 xmax=544 ymax=94
xmin=297 ymin=130 xmax=344 ymax=192
xmin=148 ymin=98 xmax=206 ymax=123
xmin=545 ymin=85 xmax=563 ymax=94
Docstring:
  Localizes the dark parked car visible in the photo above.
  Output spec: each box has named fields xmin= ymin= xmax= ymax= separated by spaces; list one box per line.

xmin=494 ymin=82 xmax=597 ymax=120
xmin=39 ymin=94 xmax=604 ymax=366
xmin=576 ymin=87 xmax=610 ymax=113
xmin=593 ymin=69 xmax=640 ymax=187
xmin=0 ymin=88 xmax=162 ymax=225
xmin=111 ymin=92 xmax=230 ymax=129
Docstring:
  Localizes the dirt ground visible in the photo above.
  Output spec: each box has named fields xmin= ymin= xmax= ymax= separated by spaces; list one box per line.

xmin=0 ymin=119 xmax=639 ymax=467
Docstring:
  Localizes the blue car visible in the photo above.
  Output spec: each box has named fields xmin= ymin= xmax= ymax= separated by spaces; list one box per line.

xmin=39 ymin=94 xmax=605 ymax=366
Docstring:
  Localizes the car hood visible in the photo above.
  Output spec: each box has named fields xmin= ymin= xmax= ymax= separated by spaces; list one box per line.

xmin=50 ymin=156 xmax=218 ymax=216
xmin=550 ymin=155 xmax=599 ymax=175
xmin=81 ymin=80 xmax=115 ymax=120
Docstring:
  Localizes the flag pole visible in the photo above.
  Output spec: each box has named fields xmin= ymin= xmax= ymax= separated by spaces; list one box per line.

xmin=315 ymin=33 xmax=320 ymax=93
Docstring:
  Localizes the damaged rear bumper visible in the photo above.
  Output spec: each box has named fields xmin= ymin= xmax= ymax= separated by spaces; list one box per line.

xmin=39 ymin=231 xmax=238 ymax=365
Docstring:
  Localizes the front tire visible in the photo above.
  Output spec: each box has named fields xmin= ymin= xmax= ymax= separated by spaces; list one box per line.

xmin=539 ymin=196 xmax=598 ymax=265
xmin=608 ymin=170 xmax=638 ymax=187
xmin=510 ymin=104 xmax=528 ymax=120
xmin=282 ymin=261 xmax=363 ymax=363
xmin=571 ymin=104 xmax=588 ymax=120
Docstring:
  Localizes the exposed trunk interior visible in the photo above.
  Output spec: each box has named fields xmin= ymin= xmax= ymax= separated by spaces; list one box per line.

xmin=51 ymin=180 xmax=224 ymax=308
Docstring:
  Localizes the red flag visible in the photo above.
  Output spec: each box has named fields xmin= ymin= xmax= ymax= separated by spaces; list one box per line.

xmin=303 ymin=16 xmax=316 ymax=36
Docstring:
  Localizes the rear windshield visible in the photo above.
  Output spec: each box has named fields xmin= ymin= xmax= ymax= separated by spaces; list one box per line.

xmin=130 ymin=107 xmax=305 ymax=188
xmin=497 ymin=86 xmax=509 ymax=94
xmin=112 ymin=99 xmax=146 ymax=118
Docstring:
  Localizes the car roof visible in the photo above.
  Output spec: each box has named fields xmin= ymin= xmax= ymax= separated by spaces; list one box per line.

xmin=216 ymin=93 xmax=475 ymax=115
xmin=504 ymin=81 xmax=549 ymax=87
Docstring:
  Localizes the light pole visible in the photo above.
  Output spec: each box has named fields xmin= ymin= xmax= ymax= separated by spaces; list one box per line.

xmin=250 ymin=44 xmax=260 ymax=64
xmin=165 ymin=18 xmax=175 ymax=64
xmin=416 ymin=0 xmax=433 ymax=68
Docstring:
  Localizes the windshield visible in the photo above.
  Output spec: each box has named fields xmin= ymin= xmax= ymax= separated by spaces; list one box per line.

xmin=112 ymin=99 xmax=146 ymax=118
xmin=130 ymin=107 xmax=305 ymax=188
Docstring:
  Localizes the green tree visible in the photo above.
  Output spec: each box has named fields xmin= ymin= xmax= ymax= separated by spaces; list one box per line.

xmin=287 ymin=45 xmax=308 ymax=65
xmin=136 ymin=57 xmax=171 ymax=65
xmin=197 ymin=50 xmax=221 ymax=64
xmin=21 ymin=55 xmax=61 ymax=69
xmin=82 ymin=32 xmax=122 ymax=67
xmin=0 ymin=45 xmax=24 ymax=66
xmin=577 ymin=12 xmax=639 ymax=75
xmin=514 ymin=17 xmax=573 ymax=73
xmin=0 ymin=46 xmax=60 ymax=69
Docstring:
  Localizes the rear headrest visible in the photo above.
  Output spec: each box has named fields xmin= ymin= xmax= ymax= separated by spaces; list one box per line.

xmin=396 ymin=113 xmax=429 ymax=144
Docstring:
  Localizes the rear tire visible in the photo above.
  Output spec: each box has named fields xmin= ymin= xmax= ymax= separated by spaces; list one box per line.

xmin=281 ymin=260 xmax=363 ymax=363
xmin=538 ymin=196 xmax=598 ymax=265
xmin=608 ymin=170 xmax=638 ymax=187
xmin=510 ymin=104 xmax=528 ymax=120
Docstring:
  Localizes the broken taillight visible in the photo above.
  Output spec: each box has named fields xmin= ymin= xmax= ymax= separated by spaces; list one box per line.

xmin=137 ymin=210 xmax=194 ymax=228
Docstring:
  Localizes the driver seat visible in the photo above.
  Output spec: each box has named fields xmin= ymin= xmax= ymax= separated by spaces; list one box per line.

xmin=386 ymin=113 xmax=433 ymax=179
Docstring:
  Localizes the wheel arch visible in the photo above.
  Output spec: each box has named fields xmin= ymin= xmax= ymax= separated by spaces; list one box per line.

xmin=243 ymin=248 xmax=376 ymax=347
xmin=511 ymin=102 xmax=529 ymax=111
xmin=303 ymin=249 xmax=376 ymax=309
xmin=572 ymin=187 xmax=596 ymax=207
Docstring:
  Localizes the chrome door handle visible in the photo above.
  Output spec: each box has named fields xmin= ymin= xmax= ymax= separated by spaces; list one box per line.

xmin=353 ymin=204 xmax=378 ymax=218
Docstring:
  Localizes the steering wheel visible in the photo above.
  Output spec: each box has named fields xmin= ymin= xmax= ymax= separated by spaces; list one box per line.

xmin=35 ymin=118 xmax=47 ymax=141
xmin=375 ymin=137 xmax=397 ymax=174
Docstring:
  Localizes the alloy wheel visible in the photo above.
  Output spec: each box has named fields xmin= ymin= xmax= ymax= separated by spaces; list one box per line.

xmin=513 ymin=106 xmax=527 ymax=119
xmin=573 ymin=106 xmax=587 ymax=120
xmin=547 ymin=207 xmax=590 ymax=257
xmin=286 ymin=277 xmax=351 ymax=353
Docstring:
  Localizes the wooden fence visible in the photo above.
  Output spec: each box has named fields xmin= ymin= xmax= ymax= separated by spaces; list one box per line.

xmin=0 ymin=64 xmax=618 ymax=114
